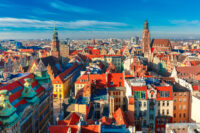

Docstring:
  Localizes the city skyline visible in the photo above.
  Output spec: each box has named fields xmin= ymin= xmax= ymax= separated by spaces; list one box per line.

xmin=0 ymin=0 xmax=200 ymax=39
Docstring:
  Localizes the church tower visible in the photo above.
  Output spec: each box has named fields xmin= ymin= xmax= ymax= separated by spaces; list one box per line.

xmin=51 ymin=26 xmax=60 ymax=59
xmin=142 ymin=20 xmax=151 ymax=58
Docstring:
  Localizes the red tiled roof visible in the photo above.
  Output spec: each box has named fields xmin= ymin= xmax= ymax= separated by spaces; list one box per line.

xmin=81 ymin=125 xmax=100 ymax=133
xmin=20 ymin=49 xmax=35 ymax=52
xmin=70 ymin=50 xmax=83 ymax=56
xmin=98 ymin=116 xmax=113 ymax=125
xmin=58 ymin=112 xmax=80 ymax=125
xmin=131 ymin=86 xmax=148 ymax=99
xmin=90 ymin=49 xmax=100 ymax=55
xmin=52 ymin=63 xmax=80 ymax=84
xmin=49 ymin=125 xmax=78 ymax=133
xmin=176 ymin=66 xmax=200 ymax=75
xmin=156 ymin=86 xmax=173 ymax=101
xmin=113 ymin=108 xmax=128 ymax=127
xmin=190 ymin=61 xmax=200 ymax=66
xmin=152 ymin=39 xmax=171 ymax=47
xmin=107 ymin=73 xmax=124 ymax=87
xmin=128 ymin=97 xmax=135 ymax=104
xmin=192 ymin=85 xmax=199 ymax=91
xmin=0 ymin=74 xmax=45 ymax=108
xmin=125 ymin=75 xmax=134 ymax=78
xmin=75 ymin=74 xmax=106 ymax=89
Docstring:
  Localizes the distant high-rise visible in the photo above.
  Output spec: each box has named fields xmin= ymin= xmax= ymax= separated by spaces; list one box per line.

xmin=51 ymin=26 xmax=60 ymax=59
xmin=131 ymin=36 xmax=139 ymax=44
xmin=142 ymin=20 xmax=150 ymax=57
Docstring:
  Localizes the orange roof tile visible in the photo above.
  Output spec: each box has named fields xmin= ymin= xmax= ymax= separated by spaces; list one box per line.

xmin=81 ymin=125 xmax=100 ymax=133
xmin=113 ymin=108 xmax=128 ymax=127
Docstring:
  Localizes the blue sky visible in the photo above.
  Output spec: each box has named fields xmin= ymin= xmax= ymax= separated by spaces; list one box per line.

xmin=0 ymin=0 xmax=200 ymax=39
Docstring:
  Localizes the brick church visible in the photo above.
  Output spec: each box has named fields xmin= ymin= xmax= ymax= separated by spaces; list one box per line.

xmin=51 ymin=27 xmax=70 ymax=65
xmin=142 ymin=20 xmax=172 ymax=57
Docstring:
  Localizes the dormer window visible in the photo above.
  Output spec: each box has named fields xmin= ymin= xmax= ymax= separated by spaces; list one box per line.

xmin=110 ymin=82 xmax=113 ymax=86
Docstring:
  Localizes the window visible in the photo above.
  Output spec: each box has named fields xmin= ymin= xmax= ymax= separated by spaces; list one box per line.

xmin=150 ymin=115 xmax=154 ymax=120
xmin=134 ymin=91 xmax=146 ymax=99
xmin=179 ymin=93 xmax=182 ymax=96
xmin=174 ymin=113 xmax=176 ymax=118
xmin=179 ymin=114 xmax=181 ymax=118
xmin=179 ymin=98 xmax=182 ymax=102
xmin=144 ymin=102 xmax=146 ymax=107
xmin=162 ymin=110 xmax=164 ymax=115
xmin=158 ymin=110 xmax=160 ymax=115
xmin=183 ymin=105 xmax=186 ymax=110
xmin=167 ymin=109 xmax=169 ymax=115
xmin=174 ymin=106 xmax=176 ymax=110
xmin=183 ymin=98 xmax=186 ymax=102
xmin=174 ymin=98 xmax=176 ymax=102
xmin=143 ymin=120 xmax=146 ymax=126
xmin=183 ymin=113 xmax=186 ymax=118
xmin=179 ymin=105 xmax=181 ymax=110
xmin=119 ymin=82 xmax=122 ymax=87
xmin=158 ymin=101 xmax=160 ymax=106
xmin=167 ymin=101 xmax=169 ymax=106
xmin=163 ymin=101 xmax=165 ymax=106
xmin=143 ymin=111 xmax=146 ymax=116
xmin=159 ymin=91 xmax=169 ymax=97
xmin=110 ymin=82 xmax=113 ymax=85
xmin=184 ymin=92 xmax=187 ymax=96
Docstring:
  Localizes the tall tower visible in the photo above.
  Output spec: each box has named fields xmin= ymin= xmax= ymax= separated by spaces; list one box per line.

xmin=60 ymin=41 xmax=70 ymax=65
xmin=51 ymin=26 xmax=60 ymax=59
xmin=142 ymin=20 xmax=151 ymax=58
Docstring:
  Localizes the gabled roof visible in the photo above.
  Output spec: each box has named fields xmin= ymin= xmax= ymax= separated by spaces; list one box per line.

xmin=131 ymin=86 xmax=148 ymax=100
xmin=75 ymin=74 xmax=107 ymax=89
xmin=58 ymin=112 xmax=80 ymax=125
xmin=107 ymin=73 xmax=124 ymax=87
xmin=151 ymin=39 xmax=171 ymax=48
xmin=98 ymin=116 xmax=113 ymax=125
xmin=81 ymin=125 xmax=100 ymax=133
xmin=156 ymin=86 xmax=173 ymax=100
xmin=0 ymin=74 xmax=44 ymax=108
xmin=52 ymin=63 xmax=80 ymax=84
xmin=113 ymin=108 xmax=128 ymax=127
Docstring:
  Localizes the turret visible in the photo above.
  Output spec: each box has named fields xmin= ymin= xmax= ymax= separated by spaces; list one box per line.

xmin=0 ymin=90 xmax=19 ymax=126
xmin=21 ymin=78 xmax=39 ymax=104
xmin=144 ymin=20 xmax=149 ymax=30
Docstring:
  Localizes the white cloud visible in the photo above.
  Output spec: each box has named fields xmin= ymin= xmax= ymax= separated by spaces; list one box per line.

xmin=0 ymin=17 xmax=127 ymax=29
xmin=170 ymin=20 xmax=200 ymax=25
xmin=50 ymin=0 xmax=99 ymax=14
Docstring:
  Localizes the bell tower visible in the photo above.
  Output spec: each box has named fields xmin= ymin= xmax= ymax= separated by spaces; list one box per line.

xmin=142 ymin=20 xmax=151 ymax=58
xmin=51 ymin=26 xmax=60 ymax=59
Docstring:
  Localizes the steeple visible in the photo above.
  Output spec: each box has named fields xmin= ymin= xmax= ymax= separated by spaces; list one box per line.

xmin=144 ymin=20 xmax=149 ymax=30
xmin=53 ymin=26 xmax=59 ymax=42
xmin=142 ymin=20 xmax=151 ymax=58
xmin=51 ymin=26 xmax=60 ymax=59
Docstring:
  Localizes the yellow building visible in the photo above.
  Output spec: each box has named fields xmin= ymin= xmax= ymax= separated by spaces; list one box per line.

xmin=52 ymin=64 xmax=82 ymax=99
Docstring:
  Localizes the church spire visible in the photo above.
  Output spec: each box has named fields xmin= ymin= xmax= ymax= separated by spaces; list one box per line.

xmin=53 ymin=26 xmax=59 ymax=42
xmin=144 ymin=20 xmax=149 ymax=30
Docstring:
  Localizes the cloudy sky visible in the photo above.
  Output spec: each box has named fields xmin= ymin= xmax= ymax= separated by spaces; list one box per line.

xmin=0 ymin=0 xmax=200 ymax=39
